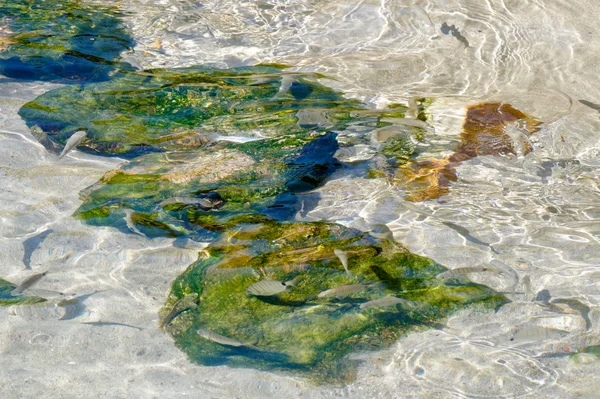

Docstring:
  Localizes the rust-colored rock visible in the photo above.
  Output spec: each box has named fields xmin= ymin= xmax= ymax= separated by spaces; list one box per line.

xmin=395 ymin=103 xmax=541 ymax=201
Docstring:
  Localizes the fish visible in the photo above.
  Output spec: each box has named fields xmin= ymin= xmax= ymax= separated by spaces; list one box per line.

xmin=506 ymin=326 xmax=568 ymax=344
xmin=521 ymin=275 xmax=533 ymax=301
xmin=441 ymin=22 xmax=469 ymax=47
xmin=58 ymin=130 xmax=87 ymax=159
xmin=22 ymin=228 xmax=53 ymax=270
xmin=30 ymin=125 xmax=62 ymax=154
xmin=318 ymin=283 xmax=381 ymax=298
xmin=123 ymin=209 xmax=147 ymax=237
xmin=369 ymin=224 xmax=394 ymax=241
xmin=379 ymin=117 xmax=434 ymax=133
xmin=207 ymin=132 xmax=265 ymax=144
xmin=283 ymin=277 xmax=300 ymax=287
xmin=19 ymin=288 xmax=65 ymax=298
xmin=359 ymin=296 xmax=417 ymax=310
xmin=270 ymin=75 xmax=296 ymax=100
xmin=246 ymin=279 xmax=296 ymax=297
xmin=248 ymin=76 xmax=273 ymax=86
xmin=334 ymin=249 xmax=352 ymax=277
xmin=551 ymin=298 xmax=592 ymax=330
xmin=159 ymin=293 xmax=198 ymax=330
xmin=197 ymin=328 xmax=257 ymax=347
xmin=82 ymin=321 xmax=143 ymax=331
xmin=579 ymin=99 xmax=600 ymax=113
xmin=441 ymin=221 xmax=492 ymax=248
xmin=436 ymin=266 xmax=498 ymax=280
xmin=159 ymin=197 xmax=215 ymax=209
xmin=488 ymin=259 xmax=520 ymax=286
xmin=10 ymin=271 xmax=47 ymax=296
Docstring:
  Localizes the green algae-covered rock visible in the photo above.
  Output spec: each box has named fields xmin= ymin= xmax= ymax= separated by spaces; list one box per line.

xmin=74 ymin=131 xmax=341 ymax=240
xmin=162 ymin=221 xmax=507 ymax=383
xmin=0 ymin=0 xmax=134 ymax=82
xmin=70 ymin=120 xmax=340 ymax=228
xmin=18 ymin=65 xmax=366 ymax=157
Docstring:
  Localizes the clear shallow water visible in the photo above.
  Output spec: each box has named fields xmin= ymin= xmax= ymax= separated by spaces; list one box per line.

xmin=2 ymin=0 xmax=600 ymax=398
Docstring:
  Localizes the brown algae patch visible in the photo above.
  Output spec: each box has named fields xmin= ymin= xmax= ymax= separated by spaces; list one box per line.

xmin=394 ymin=103 xmax=541 ymax=201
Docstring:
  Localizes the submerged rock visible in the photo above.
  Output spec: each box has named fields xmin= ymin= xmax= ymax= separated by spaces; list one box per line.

xmin=393 ymin=102 xmax=541 ymax=201
xmin=165 ymin=221 xmax=507 ymax=383
xmin=18 ymin=65 xmax=364 ymax=157
xmin=74 ymin=132 xmax=342 ymax=240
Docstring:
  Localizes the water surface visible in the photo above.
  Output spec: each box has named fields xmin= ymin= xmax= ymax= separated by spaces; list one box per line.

xmin=1 ymin=1 xmax=600 ymax=398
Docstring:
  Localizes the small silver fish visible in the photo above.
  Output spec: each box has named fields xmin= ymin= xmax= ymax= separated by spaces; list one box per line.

xmin=11 ymin=271 xmax=47 ymax=296
xmin=159 ymin=197 xmax=214 ymax=208
xmin=506 ymin=326 xmax=568 ymax=344
xmin=334 ymin=249 xmax=352 ymax=277
xmin=248 ymin=76 xmax=273 ymax=86
xmin=318 ymin=283 xmax=380 ymax=298
xmin=123 ymin=209 xmax=147 ymax=237
xmin=246 ymin=279 xmax=294 ymax=297
xmin=59 ymin=130 xmax=87 ymax=159
xmin=197 ymin=328 xmax=257 ymax=347
xmin=369 ymin=224 xmax=394 ymax=241
xmin=551 ymin=298 xmax=592 ymax=330
xmin=271 ymin=75 xmax=295 ymax=100
xmin=360 ymin=296 xmax=416 ymax=310
xmin=210 ymin=134 xmax=265 ymax=144
xmin=296 ymin=109 xmax=333 ymax=128
xmin=436 ymin=266 xmax=498 ymax=280
xmin=283 ymin=277 xmax=300 ymax=287
xmin=521 ymin=275 xmax=533 ymax=301
xmin=159 ymin=293 xmax=198 ymax=330
xmin=19 ymin=288 xmax=65 ymax=298
xmin=379 ymin=117 xmax=434 ymax=133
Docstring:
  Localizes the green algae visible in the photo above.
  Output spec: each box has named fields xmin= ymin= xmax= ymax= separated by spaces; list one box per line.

xmin=72 ymin=130 xmax=341 ymax=241
xmin=0 ymin=0 xmax=134 ymax=82
xmin=18 ymin=65 xmax=367 ymax=157
xmin=163 ymin=221 xmax=507 ymax=384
